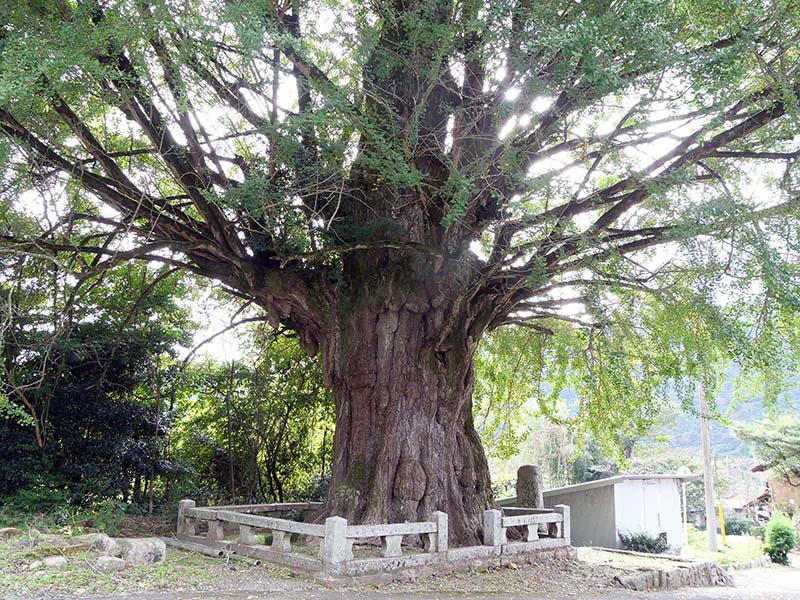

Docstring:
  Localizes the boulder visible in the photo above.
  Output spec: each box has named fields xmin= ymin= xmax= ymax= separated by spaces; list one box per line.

xmin=116 ymin=537 xmax=166 ymax=565
xmin=71 ymin=532 xmax=103 ymax=545
xmin=0 ymin=527 xmax=24 ymax=539
xmin=92 ymin=534 xmax=121 ymax=556
xmin=95 ymin=556 xmax=126 ymax=572
xmin=42 ymin=555 xmax=68 ymax=568
xmin=28 ymin=560 xmax=43 ymax=570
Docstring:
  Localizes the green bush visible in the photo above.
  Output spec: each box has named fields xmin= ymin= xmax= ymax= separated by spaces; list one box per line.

xmin=724 ymin=517 xmax=755 ymax=536
xmin=2 ymin=471 xmax=71 ymax=514
xmin=763 ymin=513 xmax=796 ymax=565
xmin=618 ymin=531 xmax=669 ymax=554
xmin=750 ymin=525 xmax=765 ymax=540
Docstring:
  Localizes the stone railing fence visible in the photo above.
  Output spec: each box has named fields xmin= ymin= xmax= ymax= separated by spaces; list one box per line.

xmin=171 ymin=499 xmax=571 ymax=580
xmin=484 ymin=505 xmax=571 ymax=546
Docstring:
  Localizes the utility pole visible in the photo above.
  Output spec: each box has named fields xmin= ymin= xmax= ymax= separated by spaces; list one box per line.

xmin=699 ymin=381 xmax=718 ymax=552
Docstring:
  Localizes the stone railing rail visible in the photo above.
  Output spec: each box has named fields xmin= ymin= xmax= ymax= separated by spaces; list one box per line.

xmin=207 ymin=501 xmax=323 ymax=515
xmin=344 ymin=511 xmax=448 ymax=559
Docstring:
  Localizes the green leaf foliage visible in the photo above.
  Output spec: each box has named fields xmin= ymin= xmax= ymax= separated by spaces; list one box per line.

xmin=763 ymin=512 xmax=797 ymax=565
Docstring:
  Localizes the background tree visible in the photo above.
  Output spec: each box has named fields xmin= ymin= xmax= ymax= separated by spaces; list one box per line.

xmin=0 ymin=258 xmax=193 ymax=511
xmin=1 ymin=0 xmax=799 ymax=543
xmin=173 ymin=333 xmax=333 ymax=506
xmin=737 ymin=417 xmax=800 ymax=487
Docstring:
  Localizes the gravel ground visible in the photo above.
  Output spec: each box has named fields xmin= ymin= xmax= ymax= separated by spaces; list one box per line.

xmin=5 ymin=544 xmax=798 ymax=600
xmin=61 ymin=564 xmax=800 ymax=600
xmin=2 ymin=547 xmax=627 ymax=599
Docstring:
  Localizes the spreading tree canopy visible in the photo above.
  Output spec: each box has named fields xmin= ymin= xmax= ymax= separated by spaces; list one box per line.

xmin=1 ymin=0 xmax=799 ymax=544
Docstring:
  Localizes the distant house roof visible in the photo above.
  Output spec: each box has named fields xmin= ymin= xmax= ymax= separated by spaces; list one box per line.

xmin=541 ymin=474 xmax=701 ymax=497
xmin=744 ymin=489 xmax=771 ymax=507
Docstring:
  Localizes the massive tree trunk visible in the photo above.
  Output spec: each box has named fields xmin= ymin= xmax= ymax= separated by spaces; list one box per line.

xmin=314 ymin=258 xmax=493 ymax=546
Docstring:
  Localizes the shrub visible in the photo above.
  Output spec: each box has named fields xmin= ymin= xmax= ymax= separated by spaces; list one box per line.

xmin=763 ymin=513 xmax=796 ymax=565
xmin=618 ymin=531 xmax=670 ymax=554
xmin=724 ymin=517 xmax=755 ymax=536
xmin=750 ymin=525 xmax=766 ymax=540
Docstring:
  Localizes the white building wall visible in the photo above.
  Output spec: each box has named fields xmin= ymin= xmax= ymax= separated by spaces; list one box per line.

xmin=613 ymin=478 xmax=684 ymax=550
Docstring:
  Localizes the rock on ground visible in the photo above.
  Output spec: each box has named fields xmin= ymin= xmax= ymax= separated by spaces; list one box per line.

xmin=95 ymin=556 xmax=126 ymax=572
xmin=41 ymin=555 xmax=68 ymax=568
xmin=116 ymin=537 xmax=167 ymax=565
xmin=90 ymin=533 xmax=121 ymax=556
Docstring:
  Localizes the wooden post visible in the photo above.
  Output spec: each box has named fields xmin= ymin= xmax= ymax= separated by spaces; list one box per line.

xmin=699 ymin=382 xmax=718 ymax=552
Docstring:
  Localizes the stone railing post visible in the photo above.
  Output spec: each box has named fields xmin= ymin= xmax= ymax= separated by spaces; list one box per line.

xmin=554 ymin=504 xmax=570 ymax=543
xmin=321 ymin=516 xmax=352 ymax=565
xmin=207 ymin=517 xmax=224 ymax=541
xmin=483 ymin=509 xmax=505 ymax=546
xmin=238 ymin=524 xmax=256 ymax=545
xmin=177 ymin=499 xmax=196 ymax=536
xmin=427 ymin=511 xmax=448 ymax=553
xmin=381 ymin=535 xmax=403 ymax=558
xmin=271 ymin=530 xmax=292 ymax=553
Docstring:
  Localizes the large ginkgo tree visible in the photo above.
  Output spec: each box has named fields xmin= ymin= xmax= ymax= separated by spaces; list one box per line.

xmin=1 ymin=0 xmax=799 ymax=544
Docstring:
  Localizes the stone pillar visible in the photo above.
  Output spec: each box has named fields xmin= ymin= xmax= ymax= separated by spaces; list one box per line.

xmin=177 ymin=499 xmax=196 ymax=536
xmin=427 ymin=511 xmax=448 ymax=553
xmin=271 ymin=530 xmax=292 ymax=553
xmin=483 ymin=509 xmax=505 ymax=546
xmin=238 ymin=524 xmax=256 ymax=545
xmin=207 ymin=519 xmax=224 ymax=541
xmin=381 ymin=535 xmax=403 ymax=558
xmin=321 ymin=516 xmax=352 ymax=564
xmin=517 ymin=465 xmax=547 ymax=533
xmin=526 ymin=523 xmax=539 ymax=541
xmin=554 ymin=504 xmax=571 ymax=543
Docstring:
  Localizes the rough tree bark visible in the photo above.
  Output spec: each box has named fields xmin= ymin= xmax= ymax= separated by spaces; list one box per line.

xmin=307 ymin=253 xmax=493 ymax=545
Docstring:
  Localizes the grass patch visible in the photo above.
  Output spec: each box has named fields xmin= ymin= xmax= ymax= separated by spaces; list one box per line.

xmin=0 ymin=503 xmax=174 ymax=538
xmin=0 ymin=539 xmax=217 ymax=596
xmin=682 ymin=525 xmax=765 ymax=565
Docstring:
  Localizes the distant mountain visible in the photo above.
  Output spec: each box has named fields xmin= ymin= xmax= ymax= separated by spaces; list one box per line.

xmin=650 ymin=371 xmax=799 ymax=456
xmin=560 ymin=368 xmax=799 ymax=457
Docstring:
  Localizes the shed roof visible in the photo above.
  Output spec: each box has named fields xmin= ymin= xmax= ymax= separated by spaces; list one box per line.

xmin=541 ymin=474 xmax=701 ymax=497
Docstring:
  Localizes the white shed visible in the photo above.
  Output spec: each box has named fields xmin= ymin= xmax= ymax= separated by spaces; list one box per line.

xmin=539 ymin=474 xmax=699 ymax=550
